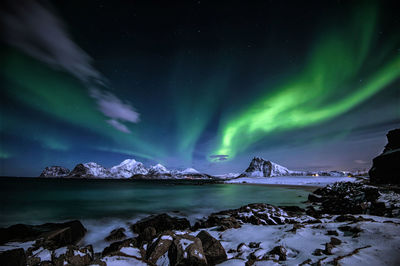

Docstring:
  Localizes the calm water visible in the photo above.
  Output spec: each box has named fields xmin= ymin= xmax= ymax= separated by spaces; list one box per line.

xmin=0 ymin=178 xmax=310 ymax=227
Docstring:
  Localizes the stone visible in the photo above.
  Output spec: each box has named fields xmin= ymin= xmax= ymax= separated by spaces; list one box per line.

xmin=0 ymin=220 xmax=86 ymax=248
xmin=326 ymin=230 xmax=339 ymax=236
xmin=338 ymin=225 xmax=363 ymax=237
xmin=102 ymin=238 xmax=137 ymax=257
xmin=197 ymin=230 xmax=227 ymax=264
xmin=248 ymin=242 xmax=260 ymax=249
xmin=141 ymin=226 xmax=157 ymax=243
xmin=313 ymin=248 xmax=323 ymax=256
xmin=268 ymin=245 xmax=287 ymax=261
xmin=52 ymin=245 xmax=94 ymax=266
xmin=146 ymin=232 xmax=174 ymax=264
xmin=131 ymin=213 xmax=190 ymax=237
xmin=0 ymin=248 xmax=26 ymax=266
xmin=324 ymin=243 xmax=334 ymax=255
xmin=105 ymin=228 xmax=126 ymax=242
xmin=288 ymin=223 xmax=304 ymax=233
xmin=168 ymin=234 xmax=207 ymax=265
xmin=330 ymin=237 xmax=342 ymax=246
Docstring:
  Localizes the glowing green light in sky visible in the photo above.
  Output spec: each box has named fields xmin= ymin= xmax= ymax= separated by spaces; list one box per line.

xmin=1 ymin=51 xmax=167 ymax=160
xmin=212 ymin=3 xmax=400 ymax=160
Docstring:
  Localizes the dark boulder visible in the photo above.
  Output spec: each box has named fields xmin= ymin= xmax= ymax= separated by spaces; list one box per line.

xmin=102 ymin=238 xmax=137 ymax=257
xmin=0 ymin=220 xmax=86 ymax=248
xmin=105 ymin=228 xmax=126 ymax=242
xmin=131 ymin=213 xmax=190 ymax=238
xmin=0 ymin=248 xmax=26 ymax=266
xmin=52 ymin=245 xmax=94 ymax=266
xmin=268 ymin=245 xmax=287 ymax=261
xmin=168 ymin=234 xmax=207 ymax=265
xmin=197 ymin=230 xmax=227 ymax=264
xmin=369 ymin=128 xmax=400 ymax=184
xmin=141 ymin=226 xmax=157 ymax=243
xmin=146 ymin=232 xmax=174 ymax=264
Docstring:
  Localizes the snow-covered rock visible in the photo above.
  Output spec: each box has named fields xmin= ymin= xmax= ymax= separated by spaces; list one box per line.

xmin=181 ymin=168 xmax=200 ymax=175
xmin=110 ymin=159 xmax=148 ymax=178
xmin=241 ymin=157 xmax=291 ymax=177
xmin=40 ymin=166 xmax=70 ymax=177
xmin=213 ymin=173 xmax=240 ymax=179
xmin=148 ymin=163 xmax=169 ymax=175
xmin=69 ymin=162 xmax=110 ymax=178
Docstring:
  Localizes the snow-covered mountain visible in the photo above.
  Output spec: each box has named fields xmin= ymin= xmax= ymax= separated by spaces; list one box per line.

xmin=39 ymin=159 xmax=210 ymax=179
xmin=110 ymin=159 xmax=148 ymax=178
xmin=241 ymin=157 xmax=292 ymax=177
xmin=69 ymin=162 xmax=110 ymax=178
xmin=147 ymin=164 xmax=169 ymax=175
xmin=40 ymin=166 xmax=70 ymax=177
xmin=39 ymin=157 xmax=348 ymax=179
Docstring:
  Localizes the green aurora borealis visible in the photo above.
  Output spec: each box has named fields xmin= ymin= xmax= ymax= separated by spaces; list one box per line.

xmin=0 ymin=0 xmax=399 ymax=175
xmin=213 ymin=4 xmax=400 ymax=159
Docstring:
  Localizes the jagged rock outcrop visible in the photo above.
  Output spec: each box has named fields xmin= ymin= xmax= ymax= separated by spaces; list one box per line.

xmin=69 ymin=162 xmax=109 ymax=178
xmin=369 ymin=128 xmax=400 ymax=184
xmin=40 ymin=166 xmax=70 ymax=177
xmin=241 ymin=157 xmax=291 ymax=177
xmin=309 ymin=182 xmax=400 ymax=217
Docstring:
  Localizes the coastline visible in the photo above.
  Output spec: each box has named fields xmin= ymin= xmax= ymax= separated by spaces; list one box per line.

xmin=2 ymin=181 xmax=400 ymax=265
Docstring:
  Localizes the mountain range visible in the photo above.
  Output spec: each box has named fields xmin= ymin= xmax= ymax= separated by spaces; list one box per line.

xmin=40 ymin=157 xmax=351 ymax=179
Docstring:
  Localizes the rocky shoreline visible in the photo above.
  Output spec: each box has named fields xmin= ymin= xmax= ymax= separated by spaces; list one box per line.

xmin=1 ymin=181 xmax=400 ymax=265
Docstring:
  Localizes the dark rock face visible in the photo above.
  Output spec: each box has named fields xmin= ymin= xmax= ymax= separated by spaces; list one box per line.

xmin=146 ymin=232 xmax=174 ymax=264
xmin=309 ymin=182 xmax=399 ymax=217
xmin=102 ymin=238 xmax=137 ymax=257
xmin=369 ymin=128 xmax=400 ymax=184
xmin=69 ymin=164 xmax=88 ymax=177
xmin=40 ymin=166 xmax=70 ymax=177
xmin=168 ymin=234 xmax=207 ymax=266
xmin=0 ymin=248 xmax=26 ymax=266
xmin=197 ymin=230 xmax=227 ymax=265
xmin=195 ymin=203 xmax=306 ymax=231
xmin=131 ymin=213 xmax=190 ymax=239
xmin=0 ymin=220 xmax=86 ymax=248
xmin=52 ymin=245 xmax=94 ymax=266
xmin=241 ymin=157 xmax=290 ymax=177
xmin=269 ymin=245 xmax=287 ymax=261
xmin=105 ymin=228 xmax=126 ymax=242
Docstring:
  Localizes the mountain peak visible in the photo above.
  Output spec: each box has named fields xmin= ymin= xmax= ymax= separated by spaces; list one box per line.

xmin=243 ymin=157 xmax=290 ymax=177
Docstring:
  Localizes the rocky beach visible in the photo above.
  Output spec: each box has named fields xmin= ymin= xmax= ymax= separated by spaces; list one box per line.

xmin=1 ymin=180 xmax=400 ymax=266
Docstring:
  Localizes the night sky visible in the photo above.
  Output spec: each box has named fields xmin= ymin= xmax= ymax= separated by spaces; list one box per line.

xmin=0 ymin=0 xmax=399 ymax=176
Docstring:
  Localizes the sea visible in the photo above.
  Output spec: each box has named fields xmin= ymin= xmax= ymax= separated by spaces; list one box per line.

xmin=0 ymin=177 xmax=312 ymax=251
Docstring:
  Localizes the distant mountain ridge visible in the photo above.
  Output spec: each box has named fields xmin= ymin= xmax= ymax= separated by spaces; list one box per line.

xmin=240 ymin=157 xmax=349 ymax=178
xmin=40 ymin=157 xmax=350 ymax=179
xmin=40 ymin=159 xmax=211 ymax=179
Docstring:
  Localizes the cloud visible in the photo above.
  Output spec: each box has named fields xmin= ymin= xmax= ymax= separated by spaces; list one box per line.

xmin=106 ymin=119 xmax=131 ymax=134
xmin=0 ymin=0 xmax=140 ymax=133
xmin=90 ymin=88 xmax=140 ymax=126
xmin=210 ymin=154 xmax=229 ymax=162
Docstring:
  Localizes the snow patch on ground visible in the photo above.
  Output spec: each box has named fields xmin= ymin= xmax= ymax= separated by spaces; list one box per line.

xmin=101 ymin=256 xmax=147 ymax=266
xmin=119 ymin=247 xmax=141 ymax=258
xmin=0 ymin=241 xmax=35 ymax=251
xmin=226 ymin=176 xmax=357 ymax=187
